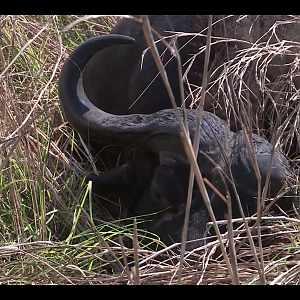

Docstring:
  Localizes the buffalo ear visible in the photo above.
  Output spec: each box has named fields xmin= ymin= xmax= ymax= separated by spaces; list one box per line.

xmin=86 ymin=150 xmax=159 ymax=188
xmin=86 ymin=163 xmax=131 ymax=188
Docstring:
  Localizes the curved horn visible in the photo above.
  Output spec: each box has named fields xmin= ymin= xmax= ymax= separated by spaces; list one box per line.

xmin=58 ymin=33 xmax=210 ymax=160
xmin=59 ymin=34 xmax=135 ymax=137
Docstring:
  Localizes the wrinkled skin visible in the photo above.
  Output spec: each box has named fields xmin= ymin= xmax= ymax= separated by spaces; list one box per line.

xmin=58 ymin=17 xmax=296 ymax=251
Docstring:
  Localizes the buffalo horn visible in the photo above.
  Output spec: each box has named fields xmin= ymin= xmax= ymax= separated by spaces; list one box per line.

xmin=58 ymin=34 xmax=213 ymax=163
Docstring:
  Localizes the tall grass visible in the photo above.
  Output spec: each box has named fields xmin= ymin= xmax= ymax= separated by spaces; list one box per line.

xmin=0 ymin=15 xmax=299 ymax=285
xmin=0 ymin=15 xmax=132 ymax=284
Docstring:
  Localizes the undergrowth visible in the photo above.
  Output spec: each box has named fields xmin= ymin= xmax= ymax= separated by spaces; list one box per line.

xmin=0 ymin=15 xmax=299 ymax=285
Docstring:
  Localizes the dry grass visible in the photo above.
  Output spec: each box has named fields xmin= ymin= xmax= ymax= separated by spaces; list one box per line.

xmin=0 ymin=15 xmax=299 ymax=285
xmin=1 ymin=217 xmax=299 ymax=285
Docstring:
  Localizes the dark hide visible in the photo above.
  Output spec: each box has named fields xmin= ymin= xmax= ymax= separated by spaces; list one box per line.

xmin=59 ymin=19 xmax=297 ymax=252
xmin=83 ymin=15 xmax=300 ymax=153
xmin=83 ymin=15 xmax=209 ymax=114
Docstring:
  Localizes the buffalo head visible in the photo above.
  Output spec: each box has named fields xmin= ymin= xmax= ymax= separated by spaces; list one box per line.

xmin=58 ymin=33 xmax=294 ymax=250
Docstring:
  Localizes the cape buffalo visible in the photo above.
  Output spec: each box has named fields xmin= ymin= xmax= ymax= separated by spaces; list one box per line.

xmin=58 ymin=30 xmax=295 ymax=250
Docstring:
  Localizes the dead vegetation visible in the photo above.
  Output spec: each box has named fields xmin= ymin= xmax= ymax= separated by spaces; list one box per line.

xmin=0 ymin=15 xmax=299 ymax=285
